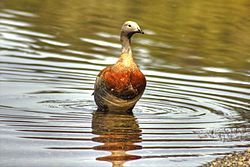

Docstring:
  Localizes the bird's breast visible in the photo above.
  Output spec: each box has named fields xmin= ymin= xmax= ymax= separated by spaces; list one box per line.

xmin=100 ymin=66 xmax=146 ymax=100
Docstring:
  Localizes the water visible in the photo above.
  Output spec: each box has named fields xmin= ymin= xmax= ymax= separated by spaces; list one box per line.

xmin=0 ymin=0 xmax=250 ymax=167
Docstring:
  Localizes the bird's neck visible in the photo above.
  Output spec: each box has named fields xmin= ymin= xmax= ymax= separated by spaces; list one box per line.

xmin=117 ymin=33 xmax=137 ymax=68
xmin=121 ymin=34 xmax=132 ymax=55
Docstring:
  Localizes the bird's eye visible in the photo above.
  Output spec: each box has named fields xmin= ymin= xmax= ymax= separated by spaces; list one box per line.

xmin=128 ymin=24 xmax=131 ymax=27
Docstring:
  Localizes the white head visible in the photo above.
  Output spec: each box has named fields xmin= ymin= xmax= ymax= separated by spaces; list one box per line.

xmin=121 ymin=21 xmax=144 ymax=39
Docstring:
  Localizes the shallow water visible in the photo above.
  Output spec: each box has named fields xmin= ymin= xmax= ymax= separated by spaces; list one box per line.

xmin=0 ymin=0 xmax=250 ymax=167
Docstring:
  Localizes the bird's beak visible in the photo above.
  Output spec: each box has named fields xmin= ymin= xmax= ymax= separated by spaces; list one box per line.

xmin=137 ymin=28 xmax=144 ymax=34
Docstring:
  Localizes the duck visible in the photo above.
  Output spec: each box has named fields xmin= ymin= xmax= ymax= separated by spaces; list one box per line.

xmin=94 ymin=21 xmax=146 ymax=112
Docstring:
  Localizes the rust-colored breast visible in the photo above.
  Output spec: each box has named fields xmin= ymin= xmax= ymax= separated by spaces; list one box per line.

xmin=131 ymin=69 xmax=146 ymax=90
xmin=99 ymin=65 xmax=146 ymax=99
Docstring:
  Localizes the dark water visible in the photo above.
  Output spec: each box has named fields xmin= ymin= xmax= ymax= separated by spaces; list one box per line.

xmin=0 ymin=0 xmax=250 ymax=167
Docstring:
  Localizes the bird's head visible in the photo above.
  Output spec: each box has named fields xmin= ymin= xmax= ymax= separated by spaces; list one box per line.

xmin=121 ymin=21 xmax=144 ymax=39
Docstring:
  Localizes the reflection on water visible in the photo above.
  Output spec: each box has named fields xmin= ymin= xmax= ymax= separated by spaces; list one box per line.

xmin=0 ymin=0 xmax=250 ymax=166
xmin=92 ymin=111 xmax=142 ymax=167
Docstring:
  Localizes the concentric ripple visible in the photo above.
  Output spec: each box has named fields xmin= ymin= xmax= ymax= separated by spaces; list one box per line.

xmin=0 ymin=2 xmax=250 ymax=167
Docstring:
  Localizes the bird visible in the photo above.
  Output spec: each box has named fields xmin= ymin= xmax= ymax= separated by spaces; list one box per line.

xmin=93 ymin=21 xmax=146 ymax=112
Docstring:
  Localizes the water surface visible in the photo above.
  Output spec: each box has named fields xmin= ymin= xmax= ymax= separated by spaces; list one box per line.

xmin=0 ymin=0 xmax=250 ymax=167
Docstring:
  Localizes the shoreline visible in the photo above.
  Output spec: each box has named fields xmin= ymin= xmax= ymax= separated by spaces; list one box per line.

xmin=202 ymin=148 xmax=250 ymax=167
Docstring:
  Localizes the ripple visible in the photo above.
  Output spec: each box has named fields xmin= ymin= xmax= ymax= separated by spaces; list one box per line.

xmin=145 ymin=70 xmax=250 ymax=85
xmin=12 ymin=29 xmax=54 ymax=38
xmin=80 ymin=37 xmax=120 ymax=49
xmin=96 ymin=32 xmax=119 ymax=39
xmin=0 ymin=18 xmax=32 ymax=27
xmin=136 ymin=38 xmax=172 ymax=49
xmin=39 ymin=39 xmax=70 ymax=47
xmin=3 ymin=9 xmax=37 ymax=17
xmin=0 ymin=12 xmax=15 ymax=18
xmin=202 ymin=67 xmax=233 ymax=73
xmin=1 ymin=32 xmax=35 ymax=42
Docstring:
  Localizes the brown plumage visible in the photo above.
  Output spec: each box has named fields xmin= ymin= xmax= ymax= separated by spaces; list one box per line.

xmin=94 ymin=21 xmax=146 ymax=112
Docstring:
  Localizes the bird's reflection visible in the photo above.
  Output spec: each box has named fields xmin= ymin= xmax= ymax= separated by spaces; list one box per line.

xmin=92 ymin=111 xmax=142 ymax=167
